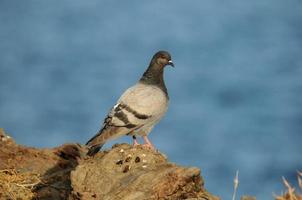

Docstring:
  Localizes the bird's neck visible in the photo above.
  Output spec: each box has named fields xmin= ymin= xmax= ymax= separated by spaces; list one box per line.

xmin=139 ymin=61 xmax=168 ymax=97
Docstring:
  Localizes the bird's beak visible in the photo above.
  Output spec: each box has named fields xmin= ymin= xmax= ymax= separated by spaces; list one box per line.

xmin=168 ymin=60 xmax=174 ymax=67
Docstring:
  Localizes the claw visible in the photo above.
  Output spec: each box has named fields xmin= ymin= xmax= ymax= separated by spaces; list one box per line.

xmin=142 ymin=136 xmax=155 ymax=150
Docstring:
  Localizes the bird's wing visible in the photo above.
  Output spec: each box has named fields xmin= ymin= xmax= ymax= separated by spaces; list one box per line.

xmin=86 ymin=101 xmax=152 ymax=155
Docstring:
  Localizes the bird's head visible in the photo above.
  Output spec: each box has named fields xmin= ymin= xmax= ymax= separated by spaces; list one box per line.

xmin=152 ymin=51 xmax=174 ymax=68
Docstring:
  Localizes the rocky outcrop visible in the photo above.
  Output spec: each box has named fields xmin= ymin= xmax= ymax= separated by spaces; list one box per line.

xmin=70 ymin=143 xmax=216 ymax=200
xmin=0 ymin=128 xmax=218 ymax=200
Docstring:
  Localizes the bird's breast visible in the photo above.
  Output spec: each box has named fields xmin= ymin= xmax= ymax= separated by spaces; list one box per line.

xmin=118 ymin=84 xmax=169 ymax=118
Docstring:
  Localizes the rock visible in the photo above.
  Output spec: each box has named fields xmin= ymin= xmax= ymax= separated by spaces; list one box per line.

xmin=0 ymin=128 xmax=14 ymax=144
xmin=0 ymin=129 xmax=84 ymax=199
xmin=70 ymin=143 xmax=218 ymax=200
xmin=0 ymin=128 xmax=219 ymax=200
xmin=241 ymin=196 xmax=256 ymax=200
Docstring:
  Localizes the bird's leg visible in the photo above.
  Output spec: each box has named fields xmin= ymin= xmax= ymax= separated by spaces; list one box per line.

xmin=132 ymin=135 xmax=139 ymax=147
xmin=142 ymin=136 xmax=155 ymax=150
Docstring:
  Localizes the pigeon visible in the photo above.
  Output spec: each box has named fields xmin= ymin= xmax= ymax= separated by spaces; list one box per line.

xmin=86 ymin=51 xmax=174 ymax=156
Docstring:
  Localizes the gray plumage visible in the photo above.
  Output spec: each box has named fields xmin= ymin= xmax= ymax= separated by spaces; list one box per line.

xmin=86 ymin=51 xmax=174 ymax=156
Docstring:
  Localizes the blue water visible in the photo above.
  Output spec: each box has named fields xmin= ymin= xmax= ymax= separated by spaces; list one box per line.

xmin=1 ymin=1 xmax=301 ymax=199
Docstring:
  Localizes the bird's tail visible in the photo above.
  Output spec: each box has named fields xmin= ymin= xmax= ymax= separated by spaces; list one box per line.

xmin=86 ymin=144 xmax=104 ymax=156
xmin=85 ymin=130 xmax=106 ymax=156
xmin=85 ymin=126 xmax=126 ymax=156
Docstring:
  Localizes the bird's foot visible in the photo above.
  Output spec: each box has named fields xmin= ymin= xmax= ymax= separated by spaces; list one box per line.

xmin=142 ymin=143 xmax=155 ymax=150
xmin=132 ymin=136 xmax=140 ymax=147
xmin=133 ymin=140 xmax=140 ymax=147
xmin=142 ymin=136 xmax=155 ymax=150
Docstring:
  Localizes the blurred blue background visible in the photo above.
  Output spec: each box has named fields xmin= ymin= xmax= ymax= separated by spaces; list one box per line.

xmin=0 ymin=1 xmax=301 ymax=199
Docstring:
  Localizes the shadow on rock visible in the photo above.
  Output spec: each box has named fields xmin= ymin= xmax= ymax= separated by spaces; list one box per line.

xmin=33 ymin=143 xmax=84 ymax=199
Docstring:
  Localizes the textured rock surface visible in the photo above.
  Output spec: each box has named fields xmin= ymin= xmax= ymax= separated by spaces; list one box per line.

xmin=0 ymin=128 xmax=218 ymax=200
xmin=70 ymin=143 xmax=218 ymax=200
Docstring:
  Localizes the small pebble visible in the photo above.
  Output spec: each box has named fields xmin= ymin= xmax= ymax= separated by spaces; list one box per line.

xmin=142 ymin=159 xmax=147 ymax=163
xmin=135 ymin=156 xmax=140 ymax=163
xmin=125 ymin=156 xmax=132 ymax=162
xmin=141 ymin=154 xmax=146 ymax=157
xmin=119 ymin=149 xmax=124 ymax=153
xmin=123 ymin=165 xmax=130 ymax=173
xmin=142 ymin=165 xmax=147 ymax=168
xmin=116 ymin=160 xmax=123 ymax=165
